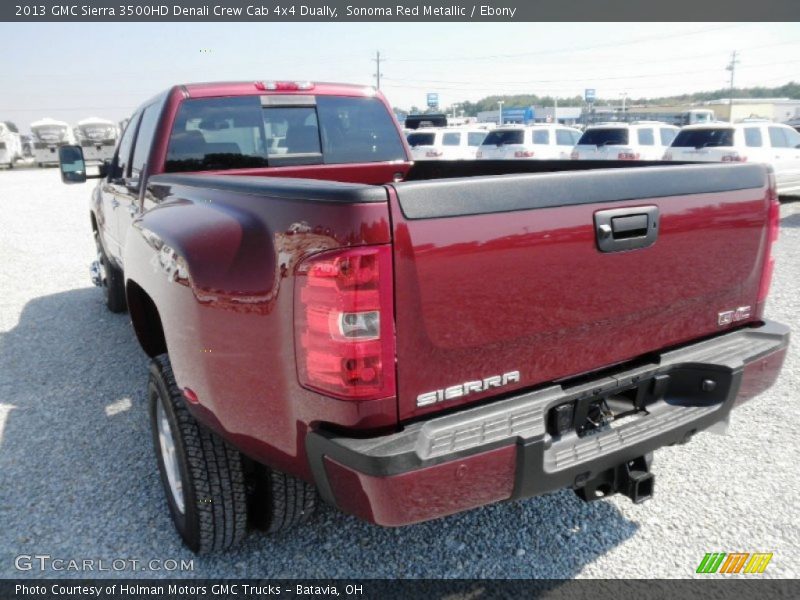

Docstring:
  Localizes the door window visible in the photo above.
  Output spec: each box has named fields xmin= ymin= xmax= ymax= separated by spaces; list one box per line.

xmin=784 ymin=127 xmax=800 ymax=148
xmin=467 ymin=132 xmax=486 ymax=146
xmin=637 ymin=128 xmax=655 ymax=146
xmin=113 ymin=113 xmax=141 ymax=178
xmin=743 ymin=127 xmax=763 ymax=148
xmin=768 ymin=127 xmax=789 ymax=148
xmin=441 ymin=132 xmax=461 ymax=146
xmin=532 ymin=130 xmax=550 ymax=144
xmin=131 ymin=104 xmax=161 ymax=179
xmin=659 ymin=128 xmax=677 ymax=146
xmin=556 ymin=129 xmax=575 ymax=146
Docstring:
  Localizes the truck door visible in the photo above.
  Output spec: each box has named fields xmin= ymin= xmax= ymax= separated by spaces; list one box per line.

xmin=101 ymin=112 xmax=140 ymax=263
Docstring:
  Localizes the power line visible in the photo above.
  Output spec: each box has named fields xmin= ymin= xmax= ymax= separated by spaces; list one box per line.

xmin=381 ymin=57 xmax=800 ymax=88
xmin=726 ymin=50 xmax=740 ymax=123
xmin=389 ymin=24 xmax=743 ymax=63
xmin=380 ymin=74 xmax=800 ymax=96
xmin=373 ymin=51 xmax=383 ymax=90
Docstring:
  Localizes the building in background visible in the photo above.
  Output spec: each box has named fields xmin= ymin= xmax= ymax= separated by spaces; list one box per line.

xmin=533 ymin=107 xmax=583 ymax=126
xmin=700 ymin=98 xmax=800 ymax=123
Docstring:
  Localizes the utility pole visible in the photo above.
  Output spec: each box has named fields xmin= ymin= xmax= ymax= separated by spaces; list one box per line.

xmin=373 ymin=51 xmax=382 ymax=90
xmin=726 ymin=50 xmax=739 ymax=123
xmin=620 ymin=92 xmax=628 ymax=120
xmin=554 ymin=97 xmax=558 ymax=124
xmin=497 ymin=100 xmax=504 ymax=125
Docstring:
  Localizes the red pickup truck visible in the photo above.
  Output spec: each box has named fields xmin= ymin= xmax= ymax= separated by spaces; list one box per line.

xmin=58 ymin=80 xmax=789 ymax=554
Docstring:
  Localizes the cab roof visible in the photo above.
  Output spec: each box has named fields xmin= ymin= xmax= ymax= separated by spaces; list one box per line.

xmin=181 ymin=81 xmax=379 ymax=99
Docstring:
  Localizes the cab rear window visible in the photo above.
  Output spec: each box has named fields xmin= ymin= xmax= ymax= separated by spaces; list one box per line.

xmin=671 ymin=128 xmax=734 ymax=148
xmin=165 ymin=95 xmax=406 ymax=172
xmin=577 ymin=128 xmax=629 ymax=146
xmin=407 ymin=132 xmax=436 ymax=147
xmin=482 ymin=130 xmax=524 ymax=145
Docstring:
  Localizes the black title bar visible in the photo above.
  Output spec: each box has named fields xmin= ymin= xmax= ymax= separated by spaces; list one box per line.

xmin=4 ymin=579 xmax=800 ymax=599
xmin=4 ymin=0 xmax=800 ymax=21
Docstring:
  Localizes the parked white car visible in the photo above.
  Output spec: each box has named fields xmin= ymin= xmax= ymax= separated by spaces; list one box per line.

xmin=75 ymin=117 xmax=119 ymax=163
xmin=476 ymin=125 xmax=582 ymax=160
xmin=0 ymin=121 xmax=22 ymax=168
xmin=571 ymin=122 xmax=679 ymax=161
xmin=664 ymin=121 xmax=800 ymax=196
xmin=407 ymin=128 xmax=488 ymax=160
xmin=30 ymin=118 xmax=76 ymax=167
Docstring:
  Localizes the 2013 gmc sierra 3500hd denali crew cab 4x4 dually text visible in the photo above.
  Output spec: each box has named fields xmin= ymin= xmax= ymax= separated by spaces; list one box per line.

xmin=58 ymin=80 xmax=789 ymax=553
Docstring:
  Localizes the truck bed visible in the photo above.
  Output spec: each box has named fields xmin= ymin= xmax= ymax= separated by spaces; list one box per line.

xmin=138 ymin=160 xmax=772 ymax=452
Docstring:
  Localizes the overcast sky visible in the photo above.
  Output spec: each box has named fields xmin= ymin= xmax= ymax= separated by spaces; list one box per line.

xmin=1 ymin=21 xmax=799 ymax=130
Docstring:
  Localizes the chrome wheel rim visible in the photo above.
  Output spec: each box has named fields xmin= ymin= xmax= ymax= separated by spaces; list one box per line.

xmin=156 ymin=398 xmax=185 ymax=514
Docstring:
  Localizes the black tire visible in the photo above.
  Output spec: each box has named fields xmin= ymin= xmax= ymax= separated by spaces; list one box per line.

xmin=248 ymin=463 xmax=317 ymax=534
xmin=148 ymin=354 xmax=249 ymax=554
xmin=94 ymin=231 xmax=126 ymax=313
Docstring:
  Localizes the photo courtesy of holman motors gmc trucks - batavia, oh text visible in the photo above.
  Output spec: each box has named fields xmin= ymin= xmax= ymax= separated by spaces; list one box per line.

xmin=57 ymin=79 xmax=788 ymax=553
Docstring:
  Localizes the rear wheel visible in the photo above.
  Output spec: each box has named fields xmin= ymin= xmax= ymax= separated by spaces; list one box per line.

xmin=248 ymin=463 xmax=317 ymax=534
xmin=149 ymin=354 xmax=249 ymax=554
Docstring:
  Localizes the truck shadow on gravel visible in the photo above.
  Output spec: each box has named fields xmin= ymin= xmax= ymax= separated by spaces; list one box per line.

xmin=0 ymin=288 xmax=638 ymax=579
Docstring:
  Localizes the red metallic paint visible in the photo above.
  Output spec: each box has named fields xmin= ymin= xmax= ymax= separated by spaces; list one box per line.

xmin=111 ymin=81 xmax=786 ymax=522
xmin=388 ymin=186 xmax=773 ymax=421
xmin=118 ymin=81 xmax=411 ymax=479
xmin=323 ymin=445 xmax=517 ymax=526
xmin=127 ymin=183 xmax=397 ymax=480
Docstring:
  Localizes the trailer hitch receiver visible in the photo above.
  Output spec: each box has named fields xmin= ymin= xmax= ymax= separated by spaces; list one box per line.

xmin=575 ymin=455 xmax=654 ymax=504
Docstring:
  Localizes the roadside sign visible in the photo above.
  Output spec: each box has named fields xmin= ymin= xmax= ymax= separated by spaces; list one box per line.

xmin=427 ymin=93 xmax=439 ymax=108
xmin=585 ymin=88 xmax=596 ymax=102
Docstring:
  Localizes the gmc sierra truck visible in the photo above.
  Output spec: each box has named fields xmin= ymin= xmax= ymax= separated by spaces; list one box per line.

xmin=58 ymin=80 xmax=789 ymax=554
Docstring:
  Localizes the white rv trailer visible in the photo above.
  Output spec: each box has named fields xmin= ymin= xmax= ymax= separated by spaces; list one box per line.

xmin=75 ymin=117 xmax=119 ymax=163
xmin=0 ymin=121 xmax=22 ymax=168
xmin=30 ymin=117 xmax=76 ymax=167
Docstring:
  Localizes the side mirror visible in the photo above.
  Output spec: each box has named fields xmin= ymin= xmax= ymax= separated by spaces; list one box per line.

xmin=58 ymin=145 xmax=87 ymax=184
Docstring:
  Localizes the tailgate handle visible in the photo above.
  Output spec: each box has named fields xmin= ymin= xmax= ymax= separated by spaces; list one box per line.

xmin=595 ymin=206 xmax=659 ymax=253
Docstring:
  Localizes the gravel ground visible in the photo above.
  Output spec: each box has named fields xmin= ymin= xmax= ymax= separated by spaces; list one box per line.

xmin=0 ymin=167 xmax=798 ymax=580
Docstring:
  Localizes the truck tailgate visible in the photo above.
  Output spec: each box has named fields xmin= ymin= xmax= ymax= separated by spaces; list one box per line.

xmin=389 ymin=163 xmax=771 ymax=421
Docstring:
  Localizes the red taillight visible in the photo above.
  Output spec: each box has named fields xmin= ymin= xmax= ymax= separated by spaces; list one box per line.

xmin=514 ymin=150 xmax=535 ymax=158
xmin=721 ymin=153 xmax=747 ymax=162
xmin=617 ymin=152 xmax=640 ymax=160
xmin=295 ymin=246 xmax=395 ymax=401
xmin=757 ymin=170 xmax=780 ymax=316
